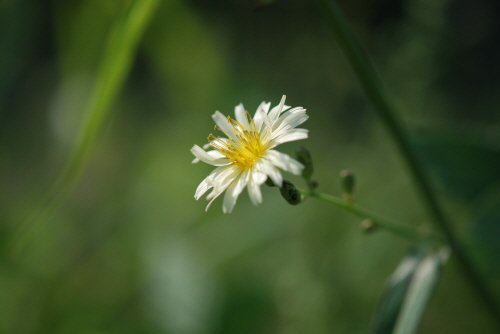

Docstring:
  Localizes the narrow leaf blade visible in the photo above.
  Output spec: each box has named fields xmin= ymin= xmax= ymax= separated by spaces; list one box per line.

xmin=371 ymin=247 xmax=428 ymax=334
xmin=393 ymin=247 xmax=450 ymax=334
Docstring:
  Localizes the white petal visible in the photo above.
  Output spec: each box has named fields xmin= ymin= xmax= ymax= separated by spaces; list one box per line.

xmin=251 ymin=164 xmax=268 ymax=185
xmin=247 ymin=172 xmax=263 ymax=205
xmin=204 ymin=167 xmax=241 ymax=211
xmin=269 ymin=104 xmax=291 ymax=126
xmin=192 ymin=150 xmax=225 ymax=164
xmin=234 ymin=103 xmax=248 ymax=127
xmin=272 ymin=107 xmax=306 ymax=131
xmin=212 ymin=111 xmax=238 ymax=141
xmin=258 ymin=108 xmax=273 ymax=135
xmin=207 ymin=165 xmax=238 ymax=187
xmin=268 ymin=95 xmax=286 ymax=124
xmin=222 ymin=169 xmax=250 ymax=213
xmin=195 ymin=179 xmax=212 ymax=199
xmin=191 ymin=145 xmax=230 ymax=166
xmin=232 ymin=168 xmax=250 ymax=196
xmin=256 ymin=158 xmax=282 ymax=186
xmin=270 ymin=128 xmax=308 ymax=146
xmin=195 ymin=165 xmax=230 ymax=199
xmin=261 ymin=101 xmax=271 ymax=114
xmin=266 ymin=150 xmax=304 ymax=175
xmin=222 ymin=183 xmax=238 ymax=214
xmin=274 ymin=109 xmax=308 ymax=133
xmin=258 ymin=121 xmax=273 ymax=144
xmin=271 ymin=110 xmax=292 ymax=131
xmin=253 ymin=102 xmax=270 ymax=131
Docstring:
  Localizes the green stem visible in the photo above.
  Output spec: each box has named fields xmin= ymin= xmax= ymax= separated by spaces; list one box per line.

xmin=304 ymin=190 xmax=440 ymax=242
xmin=316 ymin=0 xmax=500 ymax=326
xmin=8 ymin=0 xmax=159 ymax=258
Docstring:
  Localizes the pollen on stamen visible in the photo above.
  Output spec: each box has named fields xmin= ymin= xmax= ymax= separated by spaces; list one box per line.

xmin=205 ymin=113 xmax=268 ymax=169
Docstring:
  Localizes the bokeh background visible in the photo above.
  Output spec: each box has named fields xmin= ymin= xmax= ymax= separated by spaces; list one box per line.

xmin=1 ymin=0 xmax=500 ymax=333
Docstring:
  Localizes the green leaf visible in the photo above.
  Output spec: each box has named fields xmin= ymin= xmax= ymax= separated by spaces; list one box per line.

xmin=371 ymin=247 xmax=427 ymax=334
xmin=413 ymin=132 xmax=500 ymax=201
xmin=371 ymin=246 xmax=449 ymax=334
xmin=393 ymin=247 xmax=449 ymax=334
xmin=470 ymin=201 xmax=500 ymax=276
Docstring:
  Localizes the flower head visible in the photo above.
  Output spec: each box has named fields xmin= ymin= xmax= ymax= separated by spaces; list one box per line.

xmin=191 ymin=95 xmax=308 ymax=213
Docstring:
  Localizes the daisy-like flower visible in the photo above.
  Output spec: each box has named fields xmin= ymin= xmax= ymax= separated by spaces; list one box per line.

xmin=191 ymin=95 xmax=308 ymax=213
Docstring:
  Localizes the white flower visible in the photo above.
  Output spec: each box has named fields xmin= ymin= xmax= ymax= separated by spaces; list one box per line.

xmin=191 ymin=95 xmax=308 ymax=213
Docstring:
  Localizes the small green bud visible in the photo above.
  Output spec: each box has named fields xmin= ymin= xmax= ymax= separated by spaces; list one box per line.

xmin=360 ymin=219 xmax=377 ymax=233
xmin=265 ymin=178 xmax=277 ymax=187
xmin=280 ymin=180 xmax=301 ymax=205
xmin=296 ymin=146 xmax=314 ymax=180
xmin=339 ymin=169 xmax=355 ymax=201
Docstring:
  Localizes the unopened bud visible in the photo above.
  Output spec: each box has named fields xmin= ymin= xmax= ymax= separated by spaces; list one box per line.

xmin=280 ymin=180 xmax=301 ymax=205
xmin=296 ymin=146 xmax=314 ymax=180
xmin=340 ymin=169 xmax=355 ymax=201
xmin=360 ymin=219 xmax=377 ymax=233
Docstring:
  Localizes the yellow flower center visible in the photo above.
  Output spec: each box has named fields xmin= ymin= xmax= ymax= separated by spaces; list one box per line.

xmin=208 ymin=114 xmax=266 ymax=169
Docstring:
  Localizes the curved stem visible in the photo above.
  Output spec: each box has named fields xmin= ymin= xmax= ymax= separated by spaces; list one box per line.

xmin=303 ymin=190 xmax=441 ymax=242
xmin=316 ymin=0 xmax=500 ymax=326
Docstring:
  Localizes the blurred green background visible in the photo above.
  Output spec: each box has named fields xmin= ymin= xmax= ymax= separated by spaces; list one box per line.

xmin=1 ymin=0 xmax=500 ymax=333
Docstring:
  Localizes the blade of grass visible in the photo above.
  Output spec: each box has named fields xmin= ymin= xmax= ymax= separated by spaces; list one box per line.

xmin=8 ymin=0 xmax=160 ymax=257
xmin=316 ymin=0 xmax=500 ymax=327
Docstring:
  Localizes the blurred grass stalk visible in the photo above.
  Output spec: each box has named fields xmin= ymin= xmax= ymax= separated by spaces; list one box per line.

xmin=8 ymin=0 xmax=159 ymax=257
xmin=316 ymin=0 xmax=500 ymax=328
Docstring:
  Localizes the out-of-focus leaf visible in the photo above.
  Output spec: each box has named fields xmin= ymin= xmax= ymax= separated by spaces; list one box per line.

xmin=371 ymin=247 xmax=428 ymax=334
xmin=471 ymin=201 xmax=500 ymax=276
xmin=371 ymin=246 xmax=449 ymax=334
xmin=413 ymin=131 xmax=500 ymax=201
xmin=393 ymin=247 xmax=450 ymax=334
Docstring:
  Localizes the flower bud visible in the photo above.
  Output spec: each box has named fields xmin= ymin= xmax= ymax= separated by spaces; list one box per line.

xmin=296 ymin=146 xmax=314 ymax=180
xmin=280 ymin=180 xmax=301 ymax=205
xmin=360 ymin=219 xmax=377 ymax=233
xmin=339 ymin=169 xmax=355 ymax=201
